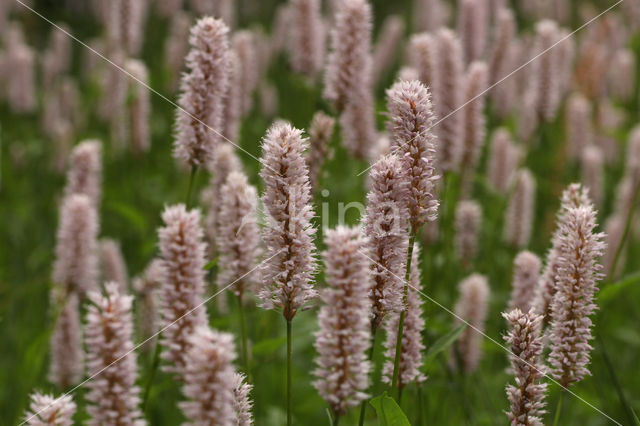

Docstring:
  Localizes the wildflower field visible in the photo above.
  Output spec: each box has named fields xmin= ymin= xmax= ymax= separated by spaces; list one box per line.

xmin=2 ymin=0 xmax=640 ymax=425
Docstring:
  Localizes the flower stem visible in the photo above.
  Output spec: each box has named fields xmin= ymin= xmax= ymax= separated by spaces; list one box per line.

xmin=186 ymin=165 xmax=198 ymax=209
xmin=333 ymin=414 xmax=341 ymax=426
xmin=552 ymin=392 xmax=564 ymax=426
xmin=237 ymin=293 xmax=249 ymax=376
xmin=287 ymin=318 xmax=292 ymax=426
xmin=391 ymin=232 xmax=417 ymax=393
xmin=142 ymin=340 xmax=161 ymax=411
xmin=358 ymin=325 xmax=378 ymax=426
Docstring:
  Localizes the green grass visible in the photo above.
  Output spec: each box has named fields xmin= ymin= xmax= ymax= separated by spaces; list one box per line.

xmin=1 ymin=1 xmax=640 ymax=425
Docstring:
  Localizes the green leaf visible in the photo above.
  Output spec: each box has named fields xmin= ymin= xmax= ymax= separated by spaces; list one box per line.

xmin=203 ymin=258 xmax=218 ymax=270
xmin=422 ymin=323 xmax=467 ymax=368
xmin=252 ymin=336 xmax=287 ymax=356
xmin=108 ymin=202 xmax=147 ymax=233
xmin=598 ymin=272 xmax=640 ymax=303
xmin=369 ymin=392 xmax=410 ymax=426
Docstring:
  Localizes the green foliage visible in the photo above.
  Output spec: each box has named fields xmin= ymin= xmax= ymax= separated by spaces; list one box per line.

xmin=369 ymin=392 xmax=411 ymax=426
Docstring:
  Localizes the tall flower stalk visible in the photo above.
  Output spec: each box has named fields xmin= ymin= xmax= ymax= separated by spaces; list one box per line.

xmin=385 ymin=79 xmax=438 ymax=393
xmin=258 ymin=122 xmax=317 ymax=425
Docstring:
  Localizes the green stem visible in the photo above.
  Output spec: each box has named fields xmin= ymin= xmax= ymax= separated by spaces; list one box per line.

xmin=186 ymin=165 xmax=198 ymax=208
xmin=358 ymin=325 xmax=378 ymax=426
xmin=608 ymin=181 xmax=640 ymax=281
xmin=391 ymin=232 xmax=417 ymax=393
xmin=237 ymin=293 xmax=249 ymax=376
xmin=552 ymin=392 xmax=564 ymax=426
xmin=417 ymin=385 xmax=424 ymax=426
xmin=333 ymin=414 xmax=340 ymax=426
xmin=142 ymin=340 xmax=161 ymax=411
xmin=398 ymin=386 xmax=404 ymax=404
xmin=287 ymin=319 xmax=292 ymax=426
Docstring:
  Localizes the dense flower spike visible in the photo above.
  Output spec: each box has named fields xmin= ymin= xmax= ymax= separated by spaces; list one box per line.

xmin=174 ymin=17 xmax=229 ymax=168
xmin=509 ymin=251 xmax=542 ymax=312
xmin=504 ymin=169 xmax=535 ymax=248
xmin=460 ymin=61 xmax=488 ymax=193
xmin=489 ymin=8 xmax=516 ymax=87
xmin=549 ymin=197 xmax=606 ymax=387
xmin=64 ymin=140 xmax=102 ymax=206
xmin=372 ymin=15 xmax=405 ymax=84
xmin=339 ymin=88 xmax=377 ymax=159
xmin=133 ymin=259 xmax=164 ymax=346
xmin=23 ymin=392 xmax=76 ymax=426
xmin=165 ymin=11 xmax=191 ymax=88
xmin=453 ymin=274 xmax=490 ymax=373
xmin=408 ymin=33 xmax=439 ymax=104
xmin=487 ymin=128 xmax=519 ymax=194
xmin=382 ymin=243 xmax=426 ymax=388
xmin=85 ymin=283 xmax=144 ymax=425
xmin=530 ymin=20 xmax=560 ymax=122
xmin=232 ymin=31 xmax=259 ymax=116
xmin=232 ymin=373 xmax=254 ymax=426
xmin=609 ymin=48 xmax=635 ymax=101
xmin=7 ymin=43 xmax=36 ymax=114
xmin=503 ymin=309 xmax=547 ymax=426
xmin=581 ymin=145 xmax=604 ymax=207
xmin=259 ymin=123 xmax=317 ymax=320
xmin=99 ymin=238 xmax=128 ymax=292
xmin=458 ymin=0 xmax=488 ymax=63
xmin=306 ymin=111 xmax=336 ymax=192
xmin=217 ymin=171 xmax=261 ymax=297
xmin=179 ymin=326 xmax=237 ymax=424
xmin=52 ymin=194 xmax=99 ymax=295
xmin=158 ymin=204 xmax=209 ymax=373
xmin=363 ymin=154 xmax=409 ymax=329
xmin=435 ymin=28 xmax=464 ymax=173
xmin=454 ymin=200 xmax=482 ymax=267
xmin=48 ymin=294 xmax=84 ymax=389
xmin=288 ymin=0 xmax=324 ymax=77
xmin=566 ymin=93 xmax=593 ymax=160
xmin=125 ymin=59 xmax=151 ymax=154
xmin=313 ymin=226 xmax=371 ymax=416
xmin=386 ymin=79 xmax=439 ymax=232
xmin=413 ymin=0 xmax=447 ymax=32
xmin=324 ymin=0 xmax=373 ymax=111
xmin=222 ymin=49 xmax=242 ymax=143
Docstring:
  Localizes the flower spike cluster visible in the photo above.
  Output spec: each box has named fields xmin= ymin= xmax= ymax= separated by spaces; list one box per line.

xmin=48 ymin=293 xmax=84 ymax=389
xmin=386 ymin=79 xmax=439 ymax=232
xmin=64 ymin=140 xmax=102 ymax=206
xmin=23 ymin=392 xmax=76 ymax=426
xmin=259 ymin=122 xmax=317 ymax=320
xmin=313 ymin=226 xmax=372 ymax=416
xmin=453 ymin=274 xmax=490 ymax=373
xmin=509 ymin=251 xmax=542 ymax=312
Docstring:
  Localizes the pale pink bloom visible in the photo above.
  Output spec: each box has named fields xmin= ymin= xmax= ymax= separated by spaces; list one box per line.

xmin=489 ymin=8 xmax=516 ymax=87
xmin=372 ymin=15 xmax=404 ymax=84
xmin=435 ymin=28 xmax=464 ymax=172
xmin=492 ymin=38 xmax=520 ymax=118
xmin=556 ymin=28 xmax=575 ymax=97
xmin=53 ymin=194 xmax=99 ymax=295
xmin=323 ymin=0 xmax=372 ymax=112
xmin=259 ymin=83 xmax=279 ymax=117
xmin=272 ymin=4 xmax=293 ymax=54
xmin=64 ymin=140 xmax=102 ymax=206
xmin=258 ymin=123 xmax=317 ymax=320
xmin=460 ymin=61 xmax=488 ymax=194
xmin=217 ymin=171 xmax=262 ymax=297
xmin=289 ymin=0 xmax=325 ymax=77
xmin=8 ymin=43 xmax=36 ymax=114
xmin=85 ymin=283 xmax=144 ymax=425
xmin=504 ymin=169 xmax=536 ymax=248
xmin=530 ymin=20 xmax=560 ymax=122
xmin=233 ymin=31 xmax=259 ymax=116
xmin=98 ymin=50 xmax=127 ymax=135
xmin=386 ymin=79 xmax=439 ymax=232
xmin=121 ymin=0 xmax=146 ymax=56
xmin=581 ymin=145 xmax=604 ymax=208
xmin=487 ymin=128 xmax=519 ymax=194
xmin=518 ymin=89 xmax=539 ymax=142
xmin=609 ymin=48 xmax=635 ymax=101
xmin=454 ymin=200 xmax=482 ymax=267
xmin=548 ymin=188 xmax=605 ymax=386
xmin=396 ymin=67 xmax=419 ymax=83
xmin=565 ymin=93 xmax=593 ymax=160
xmin=503 ymin=308 xmax=547 ymax=426
xmin=158 ymin=205 xmax=209 ymax=374
xmin=164 ymin=11 xmax=191 ymax=89
xmin=363 ymin=154 xmax=409 ymax=329
xmin=453 ymin=274 xmax=490 ymax=373
xmin=232 ymin=373 xmax=254 ymax=426
xmin=222 ymin=49 xmax=242 ymax=143
xmin=41 ymin=24 xmax=72 ymax=89
xmin=133 ymin=259 xmax=165 ymax=347
xmin=382 ymin=243 xmax=426 ymax=388
xmin=48 ymin=293 xmax=84 ymax=389
xmin=458 ymin=0 xmax=488 ymax=63
xmin=179 ymin=326 xmax=237 ymax=425
xmin=595 ymin=99 xmax=625 ymax=164
xmin=125 ymin=59 xmax=151 ymax=154
xmin=306 ymin=111 xmax=336 ymax=192
xmin=155 ymin=0 xmax=183 ymax=18
xmin=23 ymin=392 xmax=76 ymax=426
xmin=99 ymin=238 xmax=128 ymax=293
xmin=313 ymin=226 xmax=371 ymax=415
xmin=408 ymin=33 xmax=439 ymax=97
xmin=509 ymin=251 xmax=542 ymax=312
xmin=413 ymin=0 xmax=447 ymax=32
xmin=339 ymin=89 xmax=377 ymax=159
xmin=602 ymin=214 xmax=625 ymax=279
xmin=174 ymin=17 xmax=230 ymax=168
